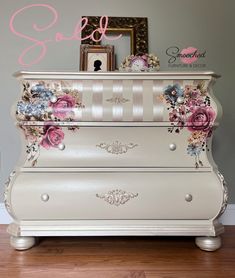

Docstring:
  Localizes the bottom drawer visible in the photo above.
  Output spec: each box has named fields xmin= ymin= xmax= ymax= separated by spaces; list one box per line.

xmin=11 ymin=172 xmax=222 ymax=220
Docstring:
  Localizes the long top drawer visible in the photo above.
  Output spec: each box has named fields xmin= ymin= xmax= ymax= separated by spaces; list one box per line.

xmin=14 ymin=71 xmax=221 ymax=124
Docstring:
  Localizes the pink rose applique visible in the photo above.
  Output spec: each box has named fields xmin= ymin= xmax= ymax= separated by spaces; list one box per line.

xmin=187 ymin=106 xmax=216 ymax=132
xmin=50 ymin=95 xmax=76 ymax=119
xmin=40 ymin=126 xmax=64 ymax=149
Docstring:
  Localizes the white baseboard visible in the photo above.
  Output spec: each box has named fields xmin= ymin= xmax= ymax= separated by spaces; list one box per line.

xmin=0 ymin=203 xmax=235 ymax=225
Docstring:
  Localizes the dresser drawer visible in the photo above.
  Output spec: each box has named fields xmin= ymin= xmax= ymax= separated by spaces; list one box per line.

xmin=11 ymin=172 xmax=222 ymax=220
xmin=21 ymin=126 xmax=212 ymax=168
xmin=16 ymin=77 xmax=218 ymax=123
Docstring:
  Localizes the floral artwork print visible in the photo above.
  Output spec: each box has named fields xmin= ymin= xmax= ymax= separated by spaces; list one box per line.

xmin=16 ymin=81 xmax=84 ymax=166
xmin=160 ymin=82 xmax=216 ymax=168
xmin=19 ymin=124 xmax=70 ymax=166
xmin=16 ymin=82 xmax=84 ymax=122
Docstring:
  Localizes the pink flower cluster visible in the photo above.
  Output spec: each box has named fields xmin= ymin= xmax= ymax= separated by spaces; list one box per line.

xmin=162 ymin=83 xmax=216 ymax=167
xmin=165 ymin=84 xmax=216 ymax=133
xmin=187 ymin=106 xmax=215 ymax=132
xmin=40 ymin=126 xmax=64 ymax=149
xmin=49 ymin=94 xmax=76 ymax=119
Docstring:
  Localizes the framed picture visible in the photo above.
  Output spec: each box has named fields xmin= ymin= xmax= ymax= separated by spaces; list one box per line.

xmin=80 ymin=45 xmax=115 ymax=71
xmin=81 ymin=16 xmax=148 ymax=55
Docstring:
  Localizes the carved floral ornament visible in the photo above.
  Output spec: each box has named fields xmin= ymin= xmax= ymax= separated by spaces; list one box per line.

xmin=4 ymin=171 xmax=16 ymax=216
xmin=96 ymin=141 xmax=138 ymax=155
xmin=96 ymin=189 xmax=138 ymax=206
xmin=217 ymin=171 xmax=228 ymax=216
xmin=106 ymin=96 xmax=130 ymax=104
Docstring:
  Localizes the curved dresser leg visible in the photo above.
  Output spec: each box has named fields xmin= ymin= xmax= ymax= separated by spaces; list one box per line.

xmin=195 ymin=236 xmax=221 ymax=251
xmin=10 ymin=236 xmax=36 ymax=251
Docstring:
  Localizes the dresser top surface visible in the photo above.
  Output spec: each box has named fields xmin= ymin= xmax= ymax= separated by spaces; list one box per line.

xmin=13 ymin=71 xmax=220 ymax=80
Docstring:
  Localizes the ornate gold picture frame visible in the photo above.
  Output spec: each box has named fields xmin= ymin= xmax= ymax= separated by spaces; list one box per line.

xmin=80 ymin=45 xmax=115 ymax=71
xmin=81 ymin=16 xmax=148 ymax=55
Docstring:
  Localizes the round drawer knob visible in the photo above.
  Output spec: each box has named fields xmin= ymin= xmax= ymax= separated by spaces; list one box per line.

xmin=58 ymin=143 xmax=65 ymax=150
xmin=41 ymin=193 xmax=49 ymax=202
xmin=169 ymin=143 xmax=177 ymax=151
xmin=50 ymin=95 xmax=58 ymax=103
xmin=185 ymin=194 xmax=193 ymax=202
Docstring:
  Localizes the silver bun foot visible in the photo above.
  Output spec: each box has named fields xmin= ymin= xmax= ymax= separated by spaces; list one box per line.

xmin=10 ymin=236 xmax=36 ymax=251
xmin=195 ymin=236 xmax=222 ymax=251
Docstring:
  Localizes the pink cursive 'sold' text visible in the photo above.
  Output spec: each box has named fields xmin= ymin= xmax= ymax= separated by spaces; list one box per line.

xmin=9 ymin=4 xmax=122 ymax=66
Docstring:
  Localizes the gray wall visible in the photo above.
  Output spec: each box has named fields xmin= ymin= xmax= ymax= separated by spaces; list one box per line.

xmin=0 ymin=0 xmax=234 ymax=202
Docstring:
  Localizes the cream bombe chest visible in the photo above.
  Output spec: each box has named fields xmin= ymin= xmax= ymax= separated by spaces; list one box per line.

xmin=5 ymin=71 xmax=228 ymax=251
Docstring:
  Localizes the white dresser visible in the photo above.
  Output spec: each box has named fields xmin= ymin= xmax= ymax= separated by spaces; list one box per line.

xmin=4 ymin=71 xmax=228 ymax=251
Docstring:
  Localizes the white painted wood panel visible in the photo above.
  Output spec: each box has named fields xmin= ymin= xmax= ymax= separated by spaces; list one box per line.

xmin=21 ymin=127 xmax=212 ymax=168
xmin=10 ymin=172 xmax=222 ymax=220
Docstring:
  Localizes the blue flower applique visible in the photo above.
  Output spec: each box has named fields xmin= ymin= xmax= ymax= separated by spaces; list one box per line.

xmin=31 ymin=84 xmax=53 ymax=101
xmin=17 ymin=101 xmax=47 ymax=117
xmin=164 ymin=84 xmax=183 ymax=103
xmin=187 ymin=144 xmax=202 ymax=156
